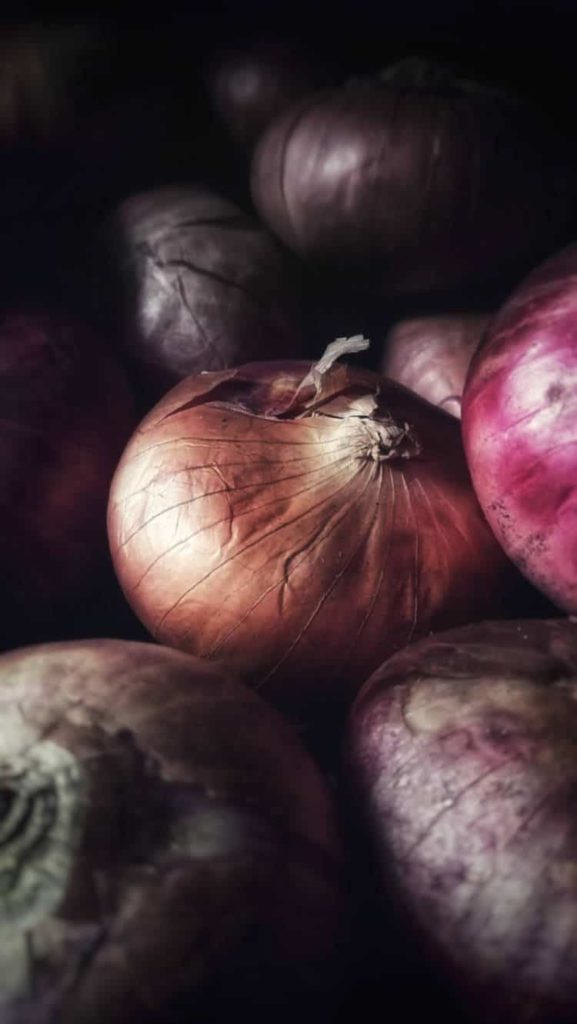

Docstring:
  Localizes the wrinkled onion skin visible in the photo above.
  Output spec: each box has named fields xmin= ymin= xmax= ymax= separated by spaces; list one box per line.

xmin=462 ymin=244 xmax=577 ymax=612
xmin=108 ymin=358 xmax=517 ymax=715
xmin=348 ymin=619 xmax=577 ymax=1024
xmin=251 ymin=78 xmax=571 ymax=296
xmin=205 ymin=40 xmax=320 ymax=151
xmin=0 ymin=639 xmax=342 ymax=1022
xmin=0 ymin=313 xmax=134 ymax=642
xmin=103 ymin=186 xmax=303 ymax=404
xmin=381 ymin=314 xmax=490 ymax=417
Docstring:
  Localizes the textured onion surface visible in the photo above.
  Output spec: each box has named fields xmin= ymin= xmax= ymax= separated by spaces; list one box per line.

xmin=462 ymin=244 xmax=577 ymax=612
xmin=108 ymin=352 xmax=515 ymax=713
xmin=104 ymin=185 xmax=302 ymax=399
xmin=381 ymin=313 xmax=490 ymax=418
xmin=348 ymin=618 xmax=577 ymax=1024
xmin=251 ymin=66 xmax=571 ymax=295
xmin=0 ymin=639 xmax=341 ymax=1023
xmin=0 ymin=312 xmax=134 ymax=641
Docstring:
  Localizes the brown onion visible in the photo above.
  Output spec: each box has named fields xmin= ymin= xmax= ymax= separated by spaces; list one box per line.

xmin=380 ymin=313 xmax=490 ymax=417
xmin=0 ymin=639 xmax=342 ymax=1022
xmin=108 ymin=336 xmax=521 ymax=716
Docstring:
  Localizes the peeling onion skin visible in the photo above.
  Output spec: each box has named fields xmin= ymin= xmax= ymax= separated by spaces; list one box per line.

xmin=462 ymin=244 xmax=577 ymax=612
xmin=381 ymin=314 xmax=490 ymax=418
xmin=250 ymin=63 xmax=572 ymax=297
xmin=102 ymin=186 xmax=304 ymax=405
xmin=0 ymin=312 xmax=134 ymax=645
xmin=0 ymin=639 xmax=342 ymax=1022
xmin=347 ymin=619 xmax=577 ymax=1024
xmin=108 ymin=350 xmax=520 ymax=716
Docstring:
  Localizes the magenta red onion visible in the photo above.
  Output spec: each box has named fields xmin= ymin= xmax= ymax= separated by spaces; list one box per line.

xmin=462 ymin=243 xmax=577 ymax=612
xmin=108 ymin=336 xmax=522 ymax=716
xmin=348 ymin=618 xmax=577 ymax=1024
xmin=381 ymin=313 xmax=490 ymax=417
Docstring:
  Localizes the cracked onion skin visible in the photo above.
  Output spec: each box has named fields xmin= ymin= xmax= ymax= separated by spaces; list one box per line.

xmin=347 ymin=618 xmax=577 ymax=1024
xmin=462 ymin=244 xmax=577 ymax=612
xmin=0 ymin=639 xmax=342 ymax=1023
xmin=108 ymin=346 xmax=521 ymax=716
xmin=0 ymin=311 xmax=134 ymax=645
xmin=381 ymin=313 xmax=490 ymax=418
xmin=102 ymin=185 xmax=303 ymax=405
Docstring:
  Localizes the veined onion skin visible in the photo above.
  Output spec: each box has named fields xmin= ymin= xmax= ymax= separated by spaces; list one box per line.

xmin=0 ymin=639 xmax=342 ymax=1022
xmin=108 ymin=338 xmax=521 ymax=716
xmin=462 ymin=244 xmax=577 ymax=612
xmin=348 ymin=618 xmax=577 ymax=1024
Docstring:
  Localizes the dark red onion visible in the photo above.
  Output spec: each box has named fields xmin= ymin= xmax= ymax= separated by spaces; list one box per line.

xmin=205 ymin=38 xmax=322 ymax=151
xmin=348 ymin=618 xmax=577 ymax=1024
xmin=462 ymin=243 xmax=577 ymax=612
xmin=381 ymin=313 xmax=490 ymax=417
xmin=251 ymin=59 xmax=572 ymax=296
xmin=100 ymin=185 xmax=304 ymax=404
xmin=0 ymin=311 xmax=134 ymax=644
xmin=0 ymin=639 xmax=342 ymax=1022
xmin=108 ymin=335 xmax=522 ymax=717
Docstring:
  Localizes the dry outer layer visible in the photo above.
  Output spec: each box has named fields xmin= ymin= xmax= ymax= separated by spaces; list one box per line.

xmin=349 ymin=618 xmax=577 ymax=1023
xmin=108 ymin=341 xmax=515 ymax=714
xmin=0 ymin=639 xmax=341 ymax=1023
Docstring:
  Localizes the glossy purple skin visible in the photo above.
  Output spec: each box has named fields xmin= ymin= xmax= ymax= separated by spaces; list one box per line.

xmin=105 ymin=186 xmax=303 ymax=401
xmin=381 ymin=313 xmax=490 ymax=417
xmin=348 ymin=618 xmax=577 ymax=1024
xmin=251 ymin=73 xmax=570 ymax=296
xmin=462 ymin=244 xmax=577 ymax=612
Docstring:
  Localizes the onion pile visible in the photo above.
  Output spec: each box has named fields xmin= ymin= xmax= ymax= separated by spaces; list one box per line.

xmin=108 ymin=336 xmax=522 ymax=716
xmin=462 ymin=244 xmax=577 ymax=612
xmin=348 ymin=618 xmax=577 ymax=1024
xmin=381 ymin=313 xmax=490 ymax=417
xmin=0 ymin=639 xmax=342 ymax=1022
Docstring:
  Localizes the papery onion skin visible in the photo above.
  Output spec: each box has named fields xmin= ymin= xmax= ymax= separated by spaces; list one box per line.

xmin=108 ymin=350 xmax=521 ymax=715
xmin=205 ymin=39 xmax=321 ymax=151
xmin=102 ymin=185 xmax=304 ymax=404
xmin=381 ymin=313 xmax=490 ymax=418
xmin=0 ymin=312 xmax=134 ymax=645
xmin=462 ymin=244 xmax=577 ymax=612
xmin=347 ymin=618 xmax=577 ymax=1024
xmin=0 ymin=639 xmax=342 ymax=1022
xmin=250 ymin=62 xmax=572 ymax=296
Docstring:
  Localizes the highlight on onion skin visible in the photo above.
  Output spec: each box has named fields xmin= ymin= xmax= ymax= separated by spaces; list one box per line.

xmin=0 ymin=639 xmax=343 ymax=1023
xmin=347 ymin=618 xmax=577 ymax=1024
xmin=462 ymin=244 xmax=577 ymax=613
xmin=380 ymin=313 xmax=490 ymax=418
xmin=101 ymin=185 xmax=304 ymax=405
xmin=251 ymin=59 xmax=572 ymax=297
xmin=0 ymin=311 xmax=134 ymax=645
xmin=108 ymin=336 xmax=523 ymax=717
